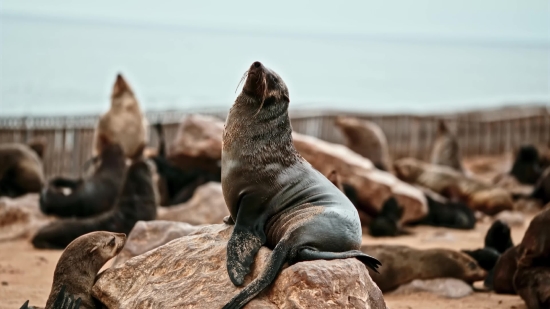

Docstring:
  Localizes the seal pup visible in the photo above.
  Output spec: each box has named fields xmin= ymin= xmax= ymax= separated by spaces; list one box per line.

xmin=92 ymin=73 xmax=148 ymax=159
xmin=509 ymin=145 xmax=542 ymax=185
xmin=32 ymin=158 xmax=157 ymax=249
xmin=369 ymin=197 xmax=405 ymax=237
xmin=39 ymin=141 xmax=126 ymax=218
xmin=333 ymin=116 xmax=392 ymax=171
xmin=221 ymin=61 xmax=380 ymax=309
xmin=0 ymin=142 xmax=45 ymax=198
xmin=413 ymin=187 xmax=476 ymax=230
xmin=21 ymin=232 xmax=126 ymax=309
xmin=430 ymin=120 xmax=464 ymax=172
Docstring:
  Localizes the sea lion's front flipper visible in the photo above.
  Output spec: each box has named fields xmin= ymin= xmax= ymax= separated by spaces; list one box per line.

xmin=226 ymin=194 xmax=266 ymax=286
xmin=294 ymin=248 xmax=382 ymax=273
xmin=223 ymin=240 xmax=290 ymax=309
xmin=19 ymin=300 xmax=29 ymax=309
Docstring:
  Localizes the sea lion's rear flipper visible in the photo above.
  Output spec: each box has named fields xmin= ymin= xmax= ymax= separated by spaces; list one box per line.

xmin=223 ymin=241 xmax=290 ymax=309
xmin=294 ymin=248 xmax=381 ymax=273
xmin=19 ymin=300 xmax=29 ymax=309
xmin=226 ymin=224 xmax=263 ymax=286
xmin=52 ymin=285 xmax=82 ymax=309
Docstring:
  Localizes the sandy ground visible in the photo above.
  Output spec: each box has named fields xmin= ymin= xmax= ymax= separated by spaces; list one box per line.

xmin=0 ymin=214 xmax=530 ymax=309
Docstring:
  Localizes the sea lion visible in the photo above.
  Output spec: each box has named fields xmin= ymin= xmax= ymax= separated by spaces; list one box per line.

xmin=39 ymin=141 xmax=126 ymax=218
xmin=510 ymin=145 xmax=542 ymax=185
xmin=0 ymin=142 xmax=45 ymax=198
xmin=20 ymin=231 xmax=126 ymax=309
xmin=221 ymin=61 xmax=380 ymax=309
xmin=485 ymin=219 xmax=514 ymax=254
xmin=531 ymin=167 xmax=550 ymax=205
xmin=514 ymin=208 xmax=550 ymax=308
xmin=492 ymin=245 xmax=520 ymax=294
xmin=369 ymin=197 xmax=404 ymax=237
xmin=430 ymin=120 xmax=464 ymax=172
xmin=150 ymin=122 xmax=220 ymax=206
xmin=394 ymin=157 xmax=513 ymax=215
xmin=414 ymin=187 xmax=476 ymax=230
xmin=32 ymin=159 xmax=157 ymax=249
xmin=361 ymin=244 xmax=486 ymax=292
xmin=333 ymin=116 xmax=392 ymax=171
xmin=92 ymin=73 xmax=148 ymax=159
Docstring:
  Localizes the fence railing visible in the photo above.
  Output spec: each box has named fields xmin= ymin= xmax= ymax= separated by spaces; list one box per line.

xmin=1 ymin=105 xmax=548 ymax=178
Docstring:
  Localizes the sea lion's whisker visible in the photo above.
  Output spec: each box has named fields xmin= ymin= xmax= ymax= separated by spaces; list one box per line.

xmin=235 ymin=70 xmax=249 ymax=94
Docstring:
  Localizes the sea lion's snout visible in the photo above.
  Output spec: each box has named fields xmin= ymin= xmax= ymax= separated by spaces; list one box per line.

xmin=243 ymin=61 xmax=267 ymax=99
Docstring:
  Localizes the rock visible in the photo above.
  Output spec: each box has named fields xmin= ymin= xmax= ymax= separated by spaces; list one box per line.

xmin=157 ymin=182 xmax=229 ymax=225
xmin=292 ymin=132 xmax=427 ymax=224
xmin=494 ymin=210 xmax=525 ymax=227
xmin=168 ymin=114 xmax=224 ymax=174
xmin=361 ymin=245 xmax=486 ymax=292
xmin=333 ymin=116 xmax=392 ymax=172
xmin=390 ymin=278 xmax=473 ymax=298
xmin=0 ymin=194 xmax=55 ymax=242
xmin=93 ymin=224 xmax=387 ymax=309
xmin=112 ymin=220 xmax=204 ymax=267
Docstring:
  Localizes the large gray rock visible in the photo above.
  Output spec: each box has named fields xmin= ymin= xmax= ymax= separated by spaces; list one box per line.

xmin=157 ymin=182 xmax=228 ymax=225
xmin=112 ymin=220 xmax=205 ymax=267
xmin=93 ymin=224 xmax=387 ymax=309
xmin=0 ymin=194 xmax=55 ymax=242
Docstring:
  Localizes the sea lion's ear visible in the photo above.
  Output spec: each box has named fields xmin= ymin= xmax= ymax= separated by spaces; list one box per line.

xmin=89 ymin=245 xmax=98 ymax=254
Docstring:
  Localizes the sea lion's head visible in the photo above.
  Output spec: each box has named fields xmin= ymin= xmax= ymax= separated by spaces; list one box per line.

xmin=393 ymin=158 xmax=425 ymax=182
xmin=516 ymin=145 xmax=539 ymax=163
xmin=237 ymin=61 xmax=290 ymax=116
xmin=440 ymin=250 xmax=487 ymax=284
xmin=111 ymin=73 xmax=138 ymax=110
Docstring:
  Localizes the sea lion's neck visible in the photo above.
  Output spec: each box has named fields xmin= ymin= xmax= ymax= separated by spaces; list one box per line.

xmin=223 ymin=96 xmax=300 ymax=167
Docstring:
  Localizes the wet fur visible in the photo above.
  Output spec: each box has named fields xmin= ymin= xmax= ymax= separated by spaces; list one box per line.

xmin=221 ymin=62 xmax=380 ymax=309
xmin=32 ymin=160 xmax=157 ymax=249
xmin=39 ymin=143 xmax=126 ymax=218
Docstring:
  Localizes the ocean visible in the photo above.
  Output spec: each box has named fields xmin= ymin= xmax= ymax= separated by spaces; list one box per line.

xmin=1 ymin=14 xmax=549 ymax=116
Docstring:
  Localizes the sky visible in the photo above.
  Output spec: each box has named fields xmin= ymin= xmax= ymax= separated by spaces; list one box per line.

xmin=1 ymin=0 xmax=549 ymax=43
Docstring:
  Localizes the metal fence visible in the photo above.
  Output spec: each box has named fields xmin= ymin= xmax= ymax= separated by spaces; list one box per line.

xmin=1 ymin=104 xmax=549 ymax=179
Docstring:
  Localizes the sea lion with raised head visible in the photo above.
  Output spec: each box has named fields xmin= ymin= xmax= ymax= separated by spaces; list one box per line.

xmin=39 ymin=140 xmax=126 ymax=218
xmin=32 ymin=159 xmax=157 ymax=249
xmin=0 ymin=142 xmax=45 ymax=198
xmin=221 ymin=61 xmax=380 ymax=309
xmin=430 ymin=120 xmax=464 ymax=172
xmin=92 ymin=73 xmax=148 ymax=159
xmin=510 ymin=145 xmax=542 ymax=185
xmin=20 ymin=231 xmax=126 ymax=309
xmin=334 ymin=116 xmax=392 ymax=172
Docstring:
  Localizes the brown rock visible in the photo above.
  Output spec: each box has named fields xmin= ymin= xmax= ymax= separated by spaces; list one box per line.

xmin=293 ymin=132 xmax=427 ymax=224
xmin=93 ymin=224 xmax=387 ymax=309
xmin=361 ymin=245 xmax=486 ymax=292
xmin=0 ymin=194 xmax=55 ymax=242
xmin=112 ymin=220 xmax=204 ymax=267
xmin=157 ymin=182 xmax=229 ymax=225
xmin=168 ymin=114 xmax=224 ymax=174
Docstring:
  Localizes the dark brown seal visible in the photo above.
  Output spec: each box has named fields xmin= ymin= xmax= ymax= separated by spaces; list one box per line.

xmin=221 ymin=61 xmax=380 ymax=309
xmin=32 ymin=159 xmax=157 ymax=249
xmin=430 ymin=120 xmax=464 ymax=172
xmin=492 ymin=246 xmax=520 ymax=294
xmin=532 ymin=167 xmax=550 ymax=205
xmin=0 ymin=142 xmax=45 ymax=198
xmin=39 ymin=141 xmax=126 ymax=218
xmin=514 ymin=207 xmax=550 ymax=308
xmin=509 ymin=145 xmax=543 ymax=185
xmin=361 ymin=244 xmax=486 ymax=292
xmin=333 ymin=116 xmax=392 ymax=171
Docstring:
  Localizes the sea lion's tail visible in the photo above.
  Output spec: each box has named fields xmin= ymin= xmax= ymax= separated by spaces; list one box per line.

xmin=223 ymin=241 xmax=290 ymax=309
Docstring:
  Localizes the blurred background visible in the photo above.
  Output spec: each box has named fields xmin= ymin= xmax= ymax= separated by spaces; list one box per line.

xmin=1 ymin=0 xmax=548 ymax=115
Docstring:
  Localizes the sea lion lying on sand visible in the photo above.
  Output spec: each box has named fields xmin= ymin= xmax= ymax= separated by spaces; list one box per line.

xmin=32 ymin=159 xmax=157 ymax=249
xmin=394 ymin=157 xmax=513 ymax=215
xmin=220 ymin=61 xmax=380 ymax=309
xmin=413 ymin=187 xmax=476 ymax=230
xmin=0 ymin=142 xmax=45 ymax=198
xmin=39 ymin=141 xmax=126 ymax=218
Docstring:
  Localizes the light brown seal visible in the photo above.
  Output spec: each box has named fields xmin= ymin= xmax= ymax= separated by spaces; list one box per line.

xmin=334 ymin=116 xmax=392 ymax=172
xmin=93 ymin=73 xmax=148 ymax=159
xmin=0 ymin=142 xmax=45 ymax=198
xmin=430 ymin=120 xmax=464 ymax=172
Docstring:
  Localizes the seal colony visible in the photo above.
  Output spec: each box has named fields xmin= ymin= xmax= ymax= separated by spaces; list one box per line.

xmin=221 ymin=61 xmax=381 ymax=309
